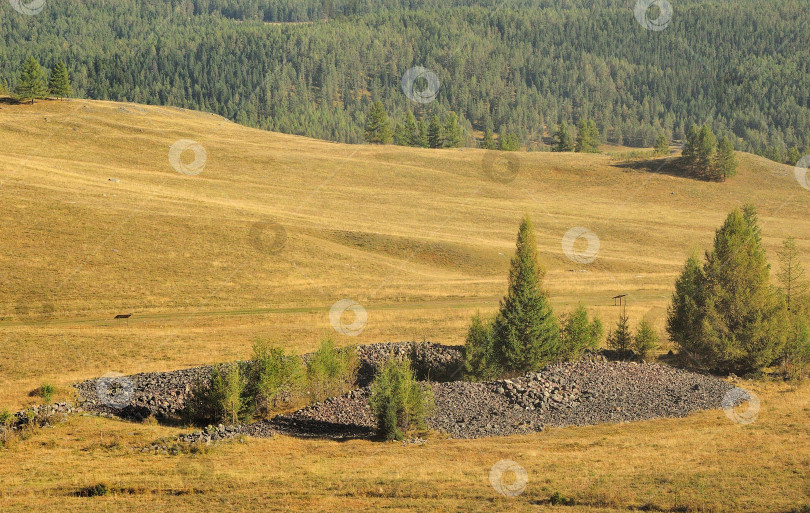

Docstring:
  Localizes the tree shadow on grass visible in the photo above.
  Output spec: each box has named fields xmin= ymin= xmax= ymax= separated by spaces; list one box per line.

xmin=0 ymin=96 xmax=23 ymax=105
xmin=614 ymin=156 xmax=715 ymax=182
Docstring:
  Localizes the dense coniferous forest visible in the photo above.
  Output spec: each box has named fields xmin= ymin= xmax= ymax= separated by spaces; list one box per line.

xmin=1 ymin=0 xmax=808 ymax=160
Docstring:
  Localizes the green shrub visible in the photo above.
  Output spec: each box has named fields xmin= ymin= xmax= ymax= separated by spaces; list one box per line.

xmin=463 ymin=313 xmax=501 ymax=381
xmin=184 ymin=364 xmax=249 ymax=426
xmin=305 ymin=338 xmax=358 ymax=403
xmin=39 ymin=383 xmax=56 ymax=404
xmin=247 ymin=340 xmax=304 ymax=417
xmin=559 ymin=304 xmax=603 ymax=361
xmin=633 ymin=320 xmax=659 ymax=361
xmin=550 ymin=491 xmax=575 ymax=506
xmin=0 ymin=408 xmax=12 ymax=426
xmin=76 ymin=483 xmax=109 ymax=497
xmin=368 ymin=357 xmax=433 ymax=441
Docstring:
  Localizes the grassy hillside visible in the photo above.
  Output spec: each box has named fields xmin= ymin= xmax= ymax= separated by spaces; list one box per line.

xmin=2 ymin=98 xmax=810 ymax=407
xmin=1 ymin=99 xmax=809 ymax=512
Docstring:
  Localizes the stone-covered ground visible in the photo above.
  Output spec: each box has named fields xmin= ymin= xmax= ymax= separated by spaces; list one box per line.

xmin=71 ymin=342 xmax=741 ymax=442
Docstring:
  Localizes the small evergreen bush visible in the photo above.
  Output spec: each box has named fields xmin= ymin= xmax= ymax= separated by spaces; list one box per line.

xmin=368 ymin=357 xmax=433 ymax=441
xmin=633 ymin=320 xmax=659 ymax=361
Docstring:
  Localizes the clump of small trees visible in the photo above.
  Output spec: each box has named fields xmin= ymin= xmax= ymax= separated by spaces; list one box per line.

xmin=363 ymin=102 xmax=466 ymax=149
xmin=9 ymin=56 xmax=72 ymax=104
xmin=606 ymin=312 xmax=659 ymax=361
xmin=682 ymin=124 xmax=737 ymax=181
xmin=552 ymin=119 xmax=600 ymax=153
xmin=667 ymin=205 xmax=810 ymax=376
xmin=184 ymin=338 xmax=358 ymax=426
xmin=463 ymin=216 xmax=605 ymax=380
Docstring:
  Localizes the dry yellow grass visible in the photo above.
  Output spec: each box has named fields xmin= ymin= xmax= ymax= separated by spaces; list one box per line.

xmin=1 ymin=99 xmax=809 ymax=512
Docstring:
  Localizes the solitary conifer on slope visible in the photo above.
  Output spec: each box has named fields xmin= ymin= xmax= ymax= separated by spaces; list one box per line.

xmin=492 ymin=215 xmax=559 ymax=373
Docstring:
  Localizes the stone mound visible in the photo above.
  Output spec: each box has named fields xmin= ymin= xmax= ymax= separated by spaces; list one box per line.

xmin=272 ymin=359 xmax=739 ymax=439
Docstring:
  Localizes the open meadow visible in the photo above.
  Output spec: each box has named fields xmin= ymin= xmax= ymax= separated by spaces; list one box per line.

xmin=1 ymin=99 xmax=809 ymax=512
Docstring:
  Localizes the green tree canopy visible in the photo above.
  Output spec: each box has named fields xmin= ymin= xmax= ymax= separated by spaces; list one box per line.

xmin=553 ymin=122 xmax=574 ymax=152
xmin=14 ymin=56 xmax=48 ymax=104
xmin=491 ymin=215 xmax=559 ymax=373
xmin=48 ymin=60 xmax=72 ymax=99
xmin=363 ymin=101 xmax=392 ymax=144
xmin=670 ymin=206 xmax=789 ymax=374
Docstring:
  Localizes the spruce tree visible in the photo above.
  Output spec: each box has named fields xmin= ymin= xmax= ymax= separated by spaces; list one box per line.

xmin=427 ymin=115 xmax=443 ymax=149
xmin=697 ymin=206 xmax=788 ymax=374
xmin=666 ymin=254 xmax=706 ymax=360
xmin=14 ymin=56 xmax=48 ymax=104
xmin=633 ymin=320 xmax=659 ymax=360
xmin=492 ymin=215 xmax=560 ymax=373
xmin=607 ymin=310 xmax=632 ymax=358
xmin=682 ymin=124 xmax=699 ymax=165
xmin=713 ymin=136 xmax=737 ymax=181
xmin=363 ymin=101 xmax=392 ymax=144
xmin=553 ymin=122 xmax=574 ymax=152
xmin=575 ymin=119 xmax=600 ymax=153
xmin=787 ymin=147 xmax=802 ymax=166
xmin=499 ymin=132 xmax=519 ymax=151
xmin=48 ymin=60 xmax=72 ymax=99
xmin=416 ymin=118 xmax=429 ymax=148
xmin=444 ymin=112 xmax=463 ymax=148
xmin=654 ymin=133 xmax=669 ymax=155
xmin=695 ymin=124 xmax=717 ymax=176
xmin=777 ymin=237 xmax=807 ymax=312
xmin=404 ymin=110 xmax=419 ymax=147
xmin=481 ymin=128 xmax=495 ymax=150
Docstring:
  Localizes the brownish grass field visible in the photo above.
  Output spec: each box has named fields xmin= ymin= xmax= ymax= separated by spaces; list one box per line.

xmin=0 ymin=99 xmax=808 ymax=512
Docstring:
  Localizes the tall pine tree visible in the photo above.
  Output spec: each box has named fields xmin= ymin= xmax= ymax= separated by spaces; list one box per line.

xmin=553 ymin=122 xmax=574 ymax=152
xmin=491 ymin=215 xmax=559 ymax=373
xmin=427 ymin=115 xmax=443 ymax=149
xmin=688 ymin=206 xmax=788 ymax=373
xmin=363 ymin=101 xmax=392 ymax=144
xmin=712 ymin=136 xmax=737 ymax=181
xmin=48 ymin=60 xmax=72 ymax=99
xmin=14 ymin=57 xmax=48 ymax=104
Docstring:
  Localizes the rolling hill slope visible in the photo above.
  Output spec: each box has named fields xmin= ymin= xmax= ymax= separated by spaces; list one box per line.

xmin=1 ymin=98 xmax=809 ymax=406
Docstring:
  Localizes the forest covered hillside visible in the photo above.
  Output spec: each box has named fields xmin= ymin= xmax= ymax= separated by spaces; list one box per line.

xmin=1 ymin=0 xmax=808 ymax=160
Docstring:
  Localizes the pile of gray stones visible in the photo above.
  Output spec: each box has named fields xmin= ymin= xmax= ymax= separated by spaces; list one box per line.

xmin=25 ymin=342 xmax=743 ymax=446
